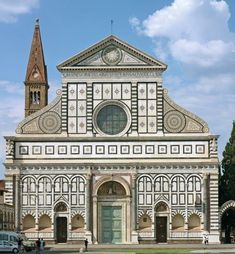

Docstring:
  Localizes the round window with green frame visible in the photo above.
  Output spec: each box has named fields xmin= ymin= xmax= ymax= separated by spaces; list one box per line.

xmin=93 ymin=101 xmax=131 ymax=136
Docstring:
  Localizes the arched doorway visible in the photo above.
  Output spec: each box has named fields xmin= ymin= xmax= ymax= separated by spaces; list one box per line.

xmin=220 ymin=200 xmax=235 ymax=243
xmin=93 ymin=177 xmax=131 ymax=243
xmin=54 ymin=202 xmax=68 ymax=243
xmin=155 ymin=201 xmax=169 ymax=243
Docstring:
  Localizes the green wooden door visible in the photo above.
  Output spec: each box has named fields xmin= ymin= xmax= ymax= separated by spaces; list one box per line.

xmin=102 ymin=206 xmax=122 ymax=243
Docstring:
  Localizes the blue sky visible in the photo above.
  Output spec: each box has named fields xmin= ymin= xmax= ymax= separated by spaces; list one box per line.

xmin=0 ymin=0 xmax=235 ymax=178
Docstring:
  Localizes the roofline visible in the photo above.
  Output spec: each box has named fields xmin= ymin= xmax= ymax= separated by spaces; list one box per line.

xmin=57 ymin=35 xmax=167 ymax=70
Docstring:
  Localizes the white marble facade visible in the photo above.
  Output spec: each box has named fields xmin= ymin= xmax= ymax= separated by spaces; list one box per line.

xmin=4 ymin=36 xmax=220 ymax=243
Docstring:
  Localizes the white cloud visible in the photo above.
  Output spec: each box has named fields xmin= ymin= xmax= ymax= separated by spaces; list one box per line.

xmin=130 ymin=0 xmax=235 ymax=160
xmin=0 ymin=0 xmax=39 ymax=23
xmin=0 ymin=95 xmax=24 ymax=178
xmin=170 ymin=39 xmax=234 ymax=67
xmin=136 ymin=0 xmax=231 ymax=41
xmin=131 ymin=0 xmax=235 ymax=68
xmin=164 ymin=74 xmax=235 ymax=160
xmin=0 ymin=80 xmax=23 ymax=94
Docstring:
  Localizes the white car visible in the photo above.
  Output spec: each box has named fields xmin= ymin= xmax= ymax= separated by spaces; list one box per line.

xmin=0 ymin=240 xmax=19 ymax=253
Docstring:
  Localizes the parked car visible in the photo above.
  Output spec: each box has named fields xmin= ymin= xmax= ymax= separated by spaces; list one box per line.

xmin=0 ymin=240 xmax=19 ymax=253
xmin=19 ymin=233 xmax=35 ymax=252
xmin=0 ymin=231 xmax=35 ymax=252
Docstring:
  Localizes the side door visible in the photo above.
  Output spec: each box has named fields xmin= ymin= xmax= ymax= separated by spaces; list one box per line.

xmin=156 ymin=216 xmax=167 ymax=243
xmin=3 ymin=241 xmax=12 ymax=252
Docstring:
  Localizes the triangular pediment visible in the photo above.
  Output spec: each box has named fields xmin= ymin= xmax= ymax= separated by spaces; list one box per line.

xmin=57 ymin=35 xmax=167 ymax=70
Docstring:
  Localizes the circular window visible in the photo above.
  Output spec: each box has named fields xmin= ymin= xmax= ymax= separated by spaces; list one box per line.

xmin=94 ymin=102 xmax=131 ymax=136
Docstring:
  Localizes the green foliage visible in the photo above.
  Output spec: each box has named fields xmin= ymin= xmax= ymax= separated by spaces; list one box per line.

xmin=219 ymin=121 xmax=235 ymax=205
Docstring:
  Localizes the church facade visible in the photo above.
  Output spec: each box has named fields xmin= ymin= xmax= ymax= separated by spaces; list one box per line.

xmin=4 ymin=21 xmax=220 ymax=244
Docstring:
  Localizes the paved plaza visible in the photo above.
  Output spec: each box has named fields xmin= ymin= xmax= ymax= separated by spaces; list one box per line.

xmin=42 ymin=243 xmax=235 ymax=253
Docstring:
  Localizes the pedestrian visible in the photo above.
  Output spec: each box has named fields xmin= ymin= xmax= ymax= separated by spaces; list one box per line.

xmin=204 ymin=234 xmax=208 ymax=244
xmin=17 ymin=237 xmax=23 ymax=254
xmin=36 ymin=238 xmax=40 ymax=253
xmin=84 ymin=238 xmax=88 ymax=251
xmin=40 ymin=238 xmax=45 ymax=252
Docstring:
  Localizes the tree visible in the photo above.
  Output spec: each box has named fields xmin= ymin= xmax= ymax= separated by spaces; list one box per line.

xmin=219 ymin=121 xmax=235 ymax=243
xmin=219 ymin=121 xmax=235 ymax=206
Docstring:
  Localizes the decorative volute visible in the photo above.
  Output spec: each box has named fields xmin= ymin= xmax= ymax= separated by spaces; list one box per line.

xmin=24 ymin=19 xmax=49 ymax=117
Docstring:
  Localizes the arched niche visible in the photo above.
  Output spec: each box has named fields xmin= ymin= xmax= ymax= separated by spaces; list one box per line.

xmin=39 ymin=214 xmax=52 ymax=231
xmin=97 ymin=181 xmax=126 ymax=196
xmin=71 ymin=214 xmax=85 ymax=232
xmin=139 ymin=214 xmax=152 ymax=231
xmin=172 ymin=214 xmax=184 ymax=231
xmin=23 ymin=214 xmax=35 ymax=231
xmin=188 ymin=214 xmax=201 ymax=231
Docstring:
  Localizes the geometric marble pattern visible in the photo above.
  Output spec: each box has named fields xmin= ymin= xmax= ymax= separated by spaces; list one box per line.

xmin=138 ymin=82 xmax=157 ymax=133
xmin=68 ymin=83 xmax=87 ymax=134
xmin=15 ymin=141 xmax=209 ymax=160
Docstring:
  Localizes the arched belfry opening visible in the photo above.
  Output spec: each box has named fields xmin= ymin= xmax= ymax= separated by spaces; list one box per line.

xmin=93 ymin=177 xmax=131 ymax=244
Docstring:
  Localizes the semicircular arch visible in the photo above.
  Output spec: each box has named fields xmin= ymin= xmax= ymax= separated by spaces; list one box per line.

xmin=93 ymin=175 xmax=131 ymax=196
xmin=220 ymin=200 xmax=235 ymax=218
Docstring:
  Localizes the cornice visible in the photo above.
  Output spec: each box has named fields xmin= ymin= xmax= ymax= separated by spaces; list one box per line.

xmin=57 ymin=35 xmax=167 ymax=70
xmin=7 ymin=134 xmax=216 ymax=141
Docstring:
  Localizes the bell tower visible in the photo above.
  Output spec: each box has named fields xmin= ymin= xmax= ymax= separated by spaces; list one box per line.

xmin=24 ymin=19 xmax=49 ymax=117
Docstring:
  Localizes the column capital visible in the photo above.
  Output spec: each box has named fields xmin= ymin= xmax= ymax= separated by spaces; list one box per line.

xmin=86 ymin=174 xmax=92 ymax=180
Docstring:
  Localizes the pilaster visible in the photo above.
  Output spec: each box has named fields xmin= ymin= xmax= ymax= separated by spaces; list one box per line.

xmin=131 ymin=173 xmax=138 ymax=243
xmin=92 ymin=196 xmax=98 ymax=244
xmin=208 ymin=172 xmax=220 ymax=243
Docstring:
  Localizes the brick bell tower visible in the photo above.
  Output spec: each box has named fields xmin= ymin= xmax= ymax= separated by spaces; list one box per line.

xmin=24 ymin=19 xmax=49 ymax=117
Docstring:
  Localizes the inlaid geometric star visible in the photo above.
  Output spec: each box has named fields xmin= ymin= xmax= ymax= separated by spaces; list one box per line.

xmin=150 ymin=105 xmax=155 ymax=111
xmin=140 ymin=88 xmax=145 ymax=94
xmin=79 ymin=122 xmax=85 ymax=128
xmin=140 ymin=105 xmax=145 ymax=111
xmin=70 ymin=122 xmax=75 ymax=128
xmin=69 ymin=105 xmax=75 ymax=111
xmin=114 ymin=89 xmax=120 ymax=94
xmin=149 ymin=122 xmax=155 ymax=127
xmin=124 ymin=88 xmax=129 ymax=94
xmin=79 ymin=105 xmax=85 ymax=112
xmin=149 ymin=88 xmax=155 ymax=94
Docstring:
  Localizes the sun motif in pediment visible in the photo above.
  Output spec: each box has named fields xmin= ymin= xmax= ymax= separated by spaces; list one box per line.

xmin=102 ymin=45 xmax=122 ymax=65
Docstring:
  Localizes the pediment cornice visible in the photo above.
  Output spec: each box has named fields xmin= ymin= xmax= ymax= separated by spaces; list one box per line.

xmin=57 ymin=35 xmax=167 ymax=71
